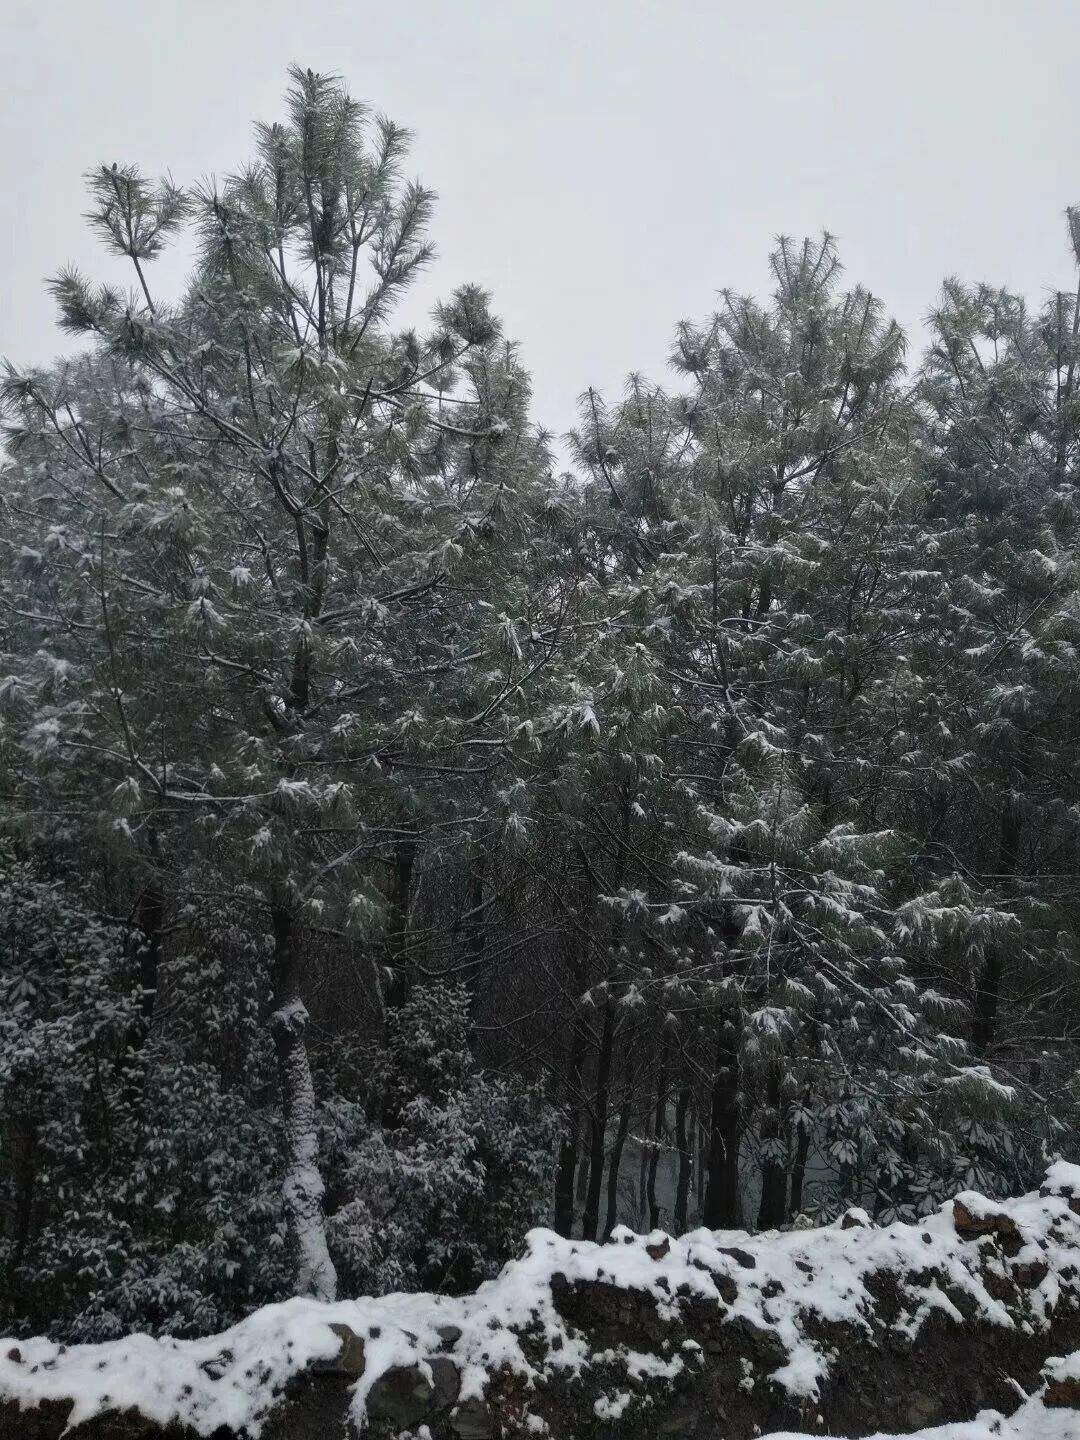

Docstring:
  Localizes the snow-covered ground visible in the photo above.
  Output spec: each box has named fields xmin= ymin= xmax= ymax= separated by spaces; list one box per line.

xmin=3 ymin=1163 xmax=1080 ymax=1437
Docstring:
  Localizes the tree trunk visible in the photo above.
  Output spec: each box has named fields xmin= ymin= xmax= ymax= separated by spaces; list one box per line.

xmin=576 ymin=1148 xmax=590 ymax=1202
xmin=973 ymin=799 xmax=1022 ymax=1055
xmin=383 ymin=838 xmax=416 ymax=1012
xmin=647 ymin=1037 xmax=667 ymax=1229
xmin=133 ymin=882 xmax=164 ymax=1027
xmin=704 ymin=1021 xmax=742 ymax=1228
xmin=269 ymin=903 xmax=337 ymax=1301
xmin=554 ymin=1107 xmax=581 ymax=1239
xmin=582 ymin=790 xmax=632 ymax=1241
xmin=637 ymin=1105 xmax=649 ymax=1229
xmin=463 ymin=860 xmax=486 ymax=1054
xmin=554 ymin=878 xmax=592 ymax=1239
xmin=674 ymin=1084 xmax=692 ymax=1233
xmin=603 ymin=1074 xmax=633 ymax=1239
xmin=8 ymin=1115 xmax=36 ymax=1273
xmin=697 ymin=1114 xmax=707 ymax=1210
xmin=582 ymin=996 xmax=614 ymax=1241
xmin=788 ymin=1110 xmax=812 ymax=1219
xmin=756 ymin=1064 xmax=787 ymax=1230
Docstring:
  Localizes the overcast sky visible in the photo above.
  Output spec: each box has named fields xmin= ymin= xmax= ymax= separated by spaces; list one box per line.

xmin=3 ymin=0 xmax=1079 ymax=436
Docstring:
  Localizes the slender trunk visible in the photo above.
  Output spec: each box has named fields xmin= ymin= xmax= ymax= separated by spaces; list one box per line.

xmin=704 ymin=1021 xmax=742 ymax=1228
xmin=383 ymin=838 xmax=416 ymax=1012
xmin=554 ymin=877 xmax=591 ymax=1238
xmin=973 ymin=799 xmax=1021 ymax=1055
xmin=603 ymin=1073 xmax=633 ymax=1239
xmin=637 ymin=1118 xmax=649 ymax=1231
xmin=788 ymin=1114 xmax=812 ymax=1219
xmin=756 ymin=1064 xmax=787 ymax=1230
xmin=576 ymin=1149 xmax=590 ymax=1202
xmin=582 ymin=996 xmax=614 ymax=1240
xmin=9 ymin=1116 xmax=36 ymax=1275
xmin=554 ymin=1107 xmax=581 ymax=1238
xmin=463 ymin=860 xmax=486 ymax=1053
xmin=697 ymin=1113 xmax=707 ymax=1210
xmin=582 ymin=791 xmax=631 ymax=1241
xmin=674 ymin=1085 xmax=692 ymax=1234
xmin=270 ymin=903 xmax=337 ymax=1301
xmin=647 ymin=1039 xmax=667 ymax=1229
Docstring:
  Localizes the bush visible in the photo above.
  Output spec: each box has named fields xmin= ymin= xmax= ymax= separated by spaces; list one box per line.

xmin=324 ymin=983 xmax=556 ymax=1296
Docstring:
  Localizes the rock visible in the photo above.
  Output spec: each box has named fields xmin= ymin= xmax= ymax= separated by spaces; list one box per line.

xmin=549 ymin=1273 xmax=667 ymax=1346
xmin=905 ymin=1393 xmax=942 ymax=1427
xmin=430 ymin=1357 xmax=462 ymax=1409
xmin=366 ymin=1356 xmax=459 ymax=1426
xmin=317 ymin=1324 xmax=365 ymax=1379
xmin=841 ymin=1207 xmax=872 ymax=1230
xmin=1013 ymin=1259 xmax=1050 ymax=1289
xmin=719 ymin=1246 xmax=756 ymax=1270
xmin=452 ymin=1395 xmax=499 ymax=1438
xmin=689 ymin=1260 xmax=738 ymax=1304
xmin=953 ymin=1198 xmax=1020 ymax=1244
xmin=367 ymin=1364 xmax=436 ymax=1428
xmin=198 ymin=1349 xmax=233 ymax=1380
xmin=437 ymin=1324 xmax=464 ymax=1348
xmin=1044 ymin=1374 xmax=1080 ymax=1409
xmin=4 ymin=1349 xmax=20 ymax=1365
xmin=646 ymin=1233 xmax=671 ymax=1261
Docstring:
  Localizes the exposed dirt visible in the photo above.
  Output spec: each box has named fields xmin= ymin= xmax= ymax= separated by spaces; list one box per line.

xmin=7 ymin=1191 xmax=1080 ymax=1439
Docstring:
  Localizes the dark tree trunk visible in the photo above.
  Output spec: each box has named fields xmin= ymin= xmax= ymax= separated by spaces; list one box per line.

xmin=554 ymin=868 xmax=592 ymax=1238
xmin=697 ymin=1114 xmax=707 ymax=1209
xmin=637 ymin=1103 xmax=650 ymax=1229
xmin=576 ymin=1149 xmax=590 ymax=1202
xmin=554 ymin=1106 xmax=581 ymax=1238
xmin=8 ymin=1117 xmax=36 ymax=1275
xmin=674 ymin=1084 xmax=692 ymax=1233
xmin=757 ymin=1064 xmax=787 ymax=1230
xmin=3 ymin=1114 xmax=38 ymax=1329
xmin=383 ymin=838 xmax=417 ymax=1011
xmin=704 ymin=1021 xmax=742 ymax=1228
xmin=603 ymin=1072 xmax=634 ymax=1239
xmin=788 ymin=1114 xmax=812 ymax=1219
xmin=582 ymin=996 xmax=615 ymax=1241
xmin=647 ymin=1038 xmax=667 ymax=1229
xmin=463 ymin=860 xmax=486 ymax=1054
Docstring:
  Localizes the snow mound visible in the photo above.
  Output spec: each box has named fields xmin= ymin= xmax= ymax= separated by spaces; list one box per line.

xmin=2 ymin=1166 xmax=1080 ymax=1436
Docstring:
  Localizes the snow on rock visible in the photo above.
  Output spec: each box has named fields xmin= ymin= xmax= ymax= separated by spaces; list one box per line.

xmin=3 ymin=1166 xmax=1080 ymax=1436
xmin=1042 ymin=1160 xmax=1080 ymax=1198
xmin=765 ymin=1350 xmax=1080 ymax=1439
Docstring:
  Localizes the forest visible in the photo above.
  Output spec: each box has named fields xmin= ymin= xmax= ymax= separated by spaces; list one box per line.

xmin=0 ymin=66 xmax=1078 ymax=1347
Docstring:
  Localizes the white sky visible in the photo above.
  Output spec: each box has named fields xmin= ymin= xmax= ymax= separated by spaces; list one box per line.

xmin=3 ymin=0 xmax=1079 ymax=436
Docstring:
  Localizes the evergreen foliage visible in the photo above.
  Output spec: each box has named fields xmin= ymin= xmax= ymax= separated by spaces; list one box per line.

xmin=1 ymin=70 xmax=1079 ymax=1340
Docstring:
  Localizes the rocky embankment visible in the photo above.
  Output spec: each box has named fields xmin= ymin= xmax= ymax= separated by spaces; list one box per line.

xmin=6 ymin=1163 xmax=1080 ymax=1439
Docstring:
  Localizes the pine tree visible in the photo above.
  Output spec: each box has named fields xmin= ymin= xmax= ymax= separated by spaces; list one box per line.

xmin=0 ymin=67 xmax=569 ymax=1299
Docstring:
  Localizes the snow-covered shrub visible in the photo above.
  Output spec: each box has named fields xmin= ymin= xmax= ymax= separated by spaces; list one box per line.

xmin=324 ymin=983 xmax=556 ymax=1296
